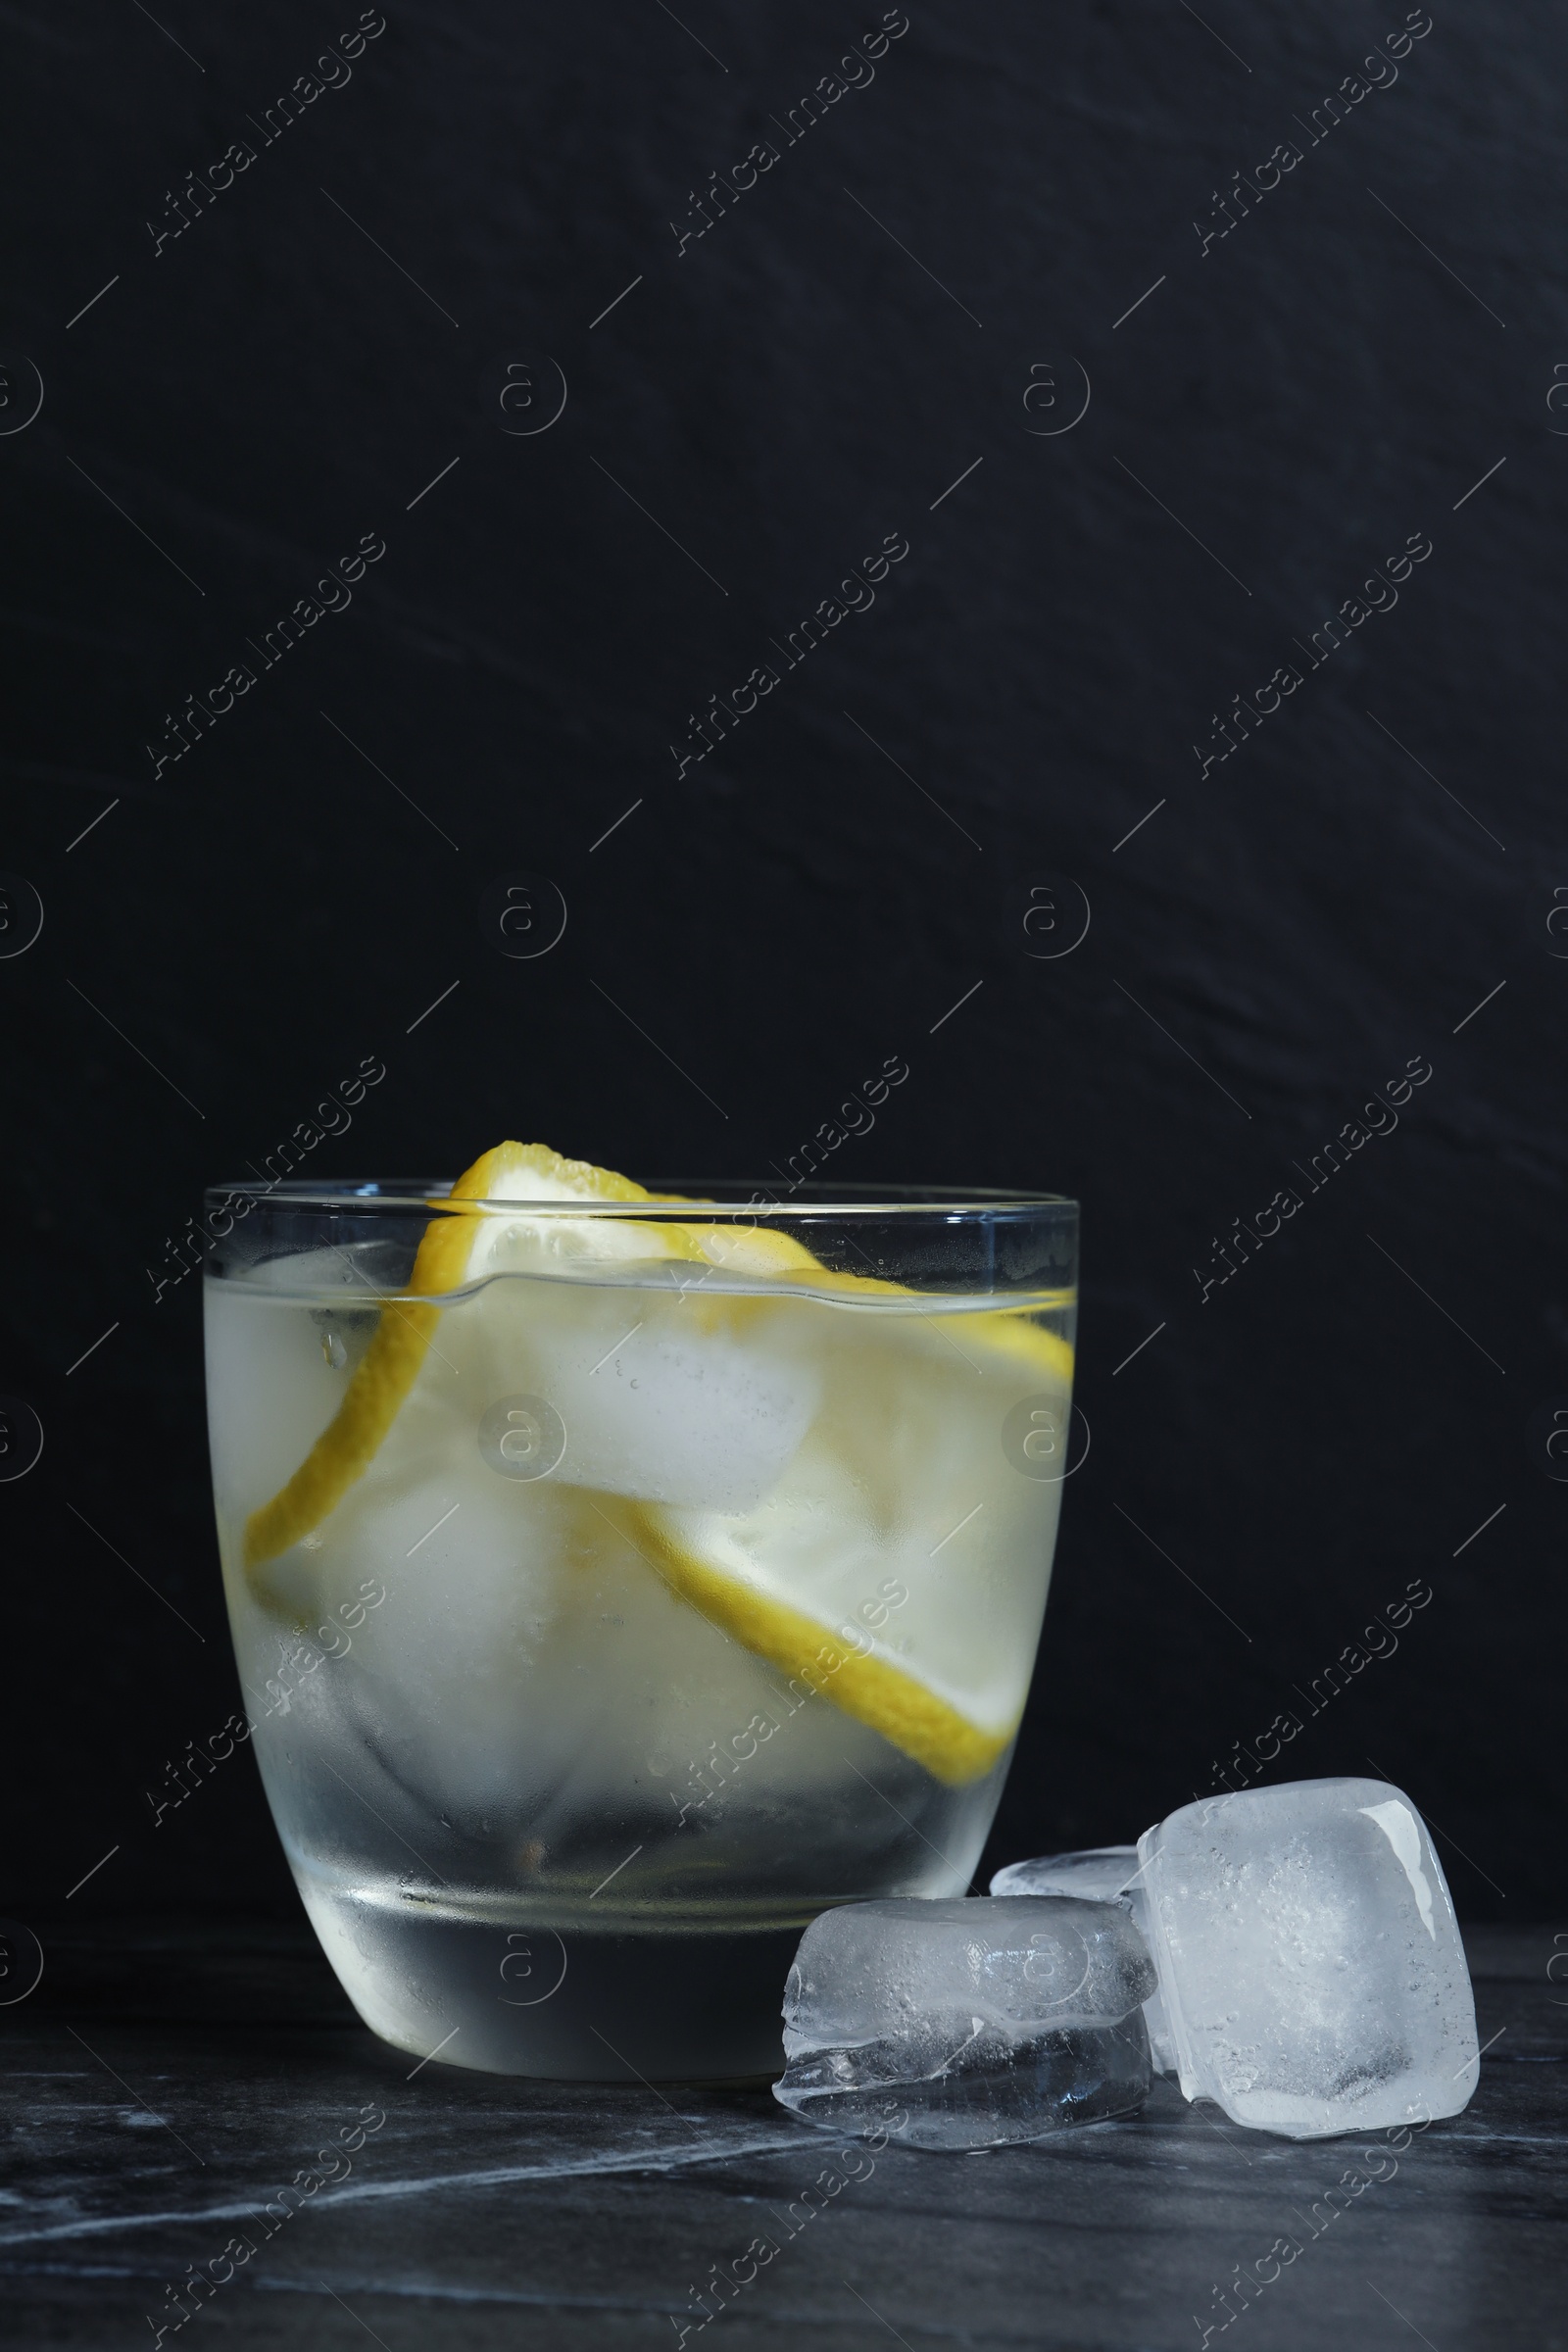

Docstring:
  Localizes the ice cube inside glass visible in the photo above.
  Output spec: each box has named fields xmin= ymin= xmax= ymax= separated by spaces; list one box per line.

xmin=204 ymin=1170 xmax=1077 ymax=2079
xmin=1138 ymin=1776 xmax=1480 ymax=2137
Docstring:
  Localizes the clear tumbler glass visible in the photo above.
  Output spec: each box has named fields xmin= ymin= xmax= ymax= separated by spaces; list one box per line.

xmin=203 ymin=1177 xmax=1078 ymax=2079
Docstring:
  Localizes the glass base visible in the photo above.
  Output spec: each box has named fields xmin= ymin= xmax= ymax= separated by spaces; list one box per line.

xmin=300 ymin=1879 xmax=808 ymax=2079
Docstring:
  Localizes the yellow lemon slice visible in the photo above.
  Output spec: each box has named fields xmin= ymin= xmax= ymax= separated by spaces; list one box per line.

xmin=242 ymin=1142 xmax=698 ymax=1578
xmin=620 ymin=1497 xmax=1017 ymax=1786
xmin=616 ymin=1288 xmax=1073 ymax=1787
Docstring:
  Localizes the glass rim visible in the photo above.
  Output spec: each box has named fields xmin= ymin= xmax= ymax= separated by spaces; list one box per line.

xmin=202 ymin=1176 xmax=1077 ymax=1218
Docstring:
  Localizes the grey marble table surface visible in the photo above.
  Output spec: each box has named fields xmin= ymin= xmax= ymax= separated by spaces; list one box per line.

xmin=1 ymin=1920 xmax=1562 ymax=2351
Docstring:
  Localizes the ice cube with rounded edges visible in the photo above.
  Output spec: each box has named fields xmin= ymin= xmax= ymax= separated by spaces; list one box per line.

xmin=990 ymin=1846 xmax=1177 ymax=2073
xmin=461 ymin=1278 xmax=821 ymax=1513
xmin=990 ymin=1846 xmax=1138 ymax=1900
xmin=1138 ymin=1776 xmax=1479 ymax=2138
xmin=772 ymin=1896 xmax=1155 ymax=2150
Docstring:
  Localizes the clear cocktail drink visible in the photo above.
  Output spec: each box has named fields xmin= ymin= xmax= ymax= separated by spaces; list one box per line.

xmin=205 ymin=1154 xmax=1077 ymax=2078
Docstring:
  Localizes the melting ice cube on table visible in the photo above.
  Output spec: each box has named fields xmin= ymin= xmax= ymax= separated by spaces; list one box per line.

xmin=990 ymin=1845 xmax=1138 ymax=1902
xmin=996 ymin=1778 xmax=1480 ymax=2140
xmin=772 ymin=1896 xmax=1156 ymax=2151
xmin=1137 ymin=1777 xmax=1479 ymax=2138
xmin=990 ymin=1844 xmax=1177 ymax=2073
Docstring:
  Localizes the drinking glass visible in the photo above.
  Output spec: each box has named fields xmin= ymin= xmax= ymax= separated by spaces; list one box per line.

xmin=203 ymin=1178 xmax=1078 ymax=2079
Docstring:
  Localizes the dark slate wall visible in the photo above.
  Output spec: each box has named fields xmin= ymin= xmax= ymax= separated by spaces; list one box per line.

xmin=3 ymin=1 xmax=1563 ymax=1919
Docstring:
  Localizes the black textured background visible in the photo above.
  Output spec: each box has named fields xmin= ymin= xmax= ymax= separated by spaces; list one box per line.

xmin=3 ymin=0 xmax=1564 ymax=1924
